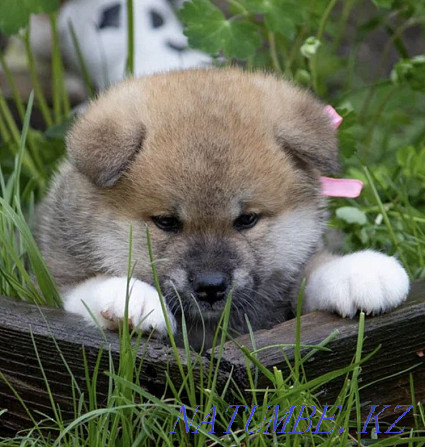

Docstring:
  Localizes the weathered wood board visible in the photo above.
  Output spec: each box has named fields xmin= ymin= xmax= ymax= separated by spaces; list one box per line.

xmin=0 ymin=281 xmax=424 ymax=434
xmin=219 ymin=281 xmax=425 ymax=418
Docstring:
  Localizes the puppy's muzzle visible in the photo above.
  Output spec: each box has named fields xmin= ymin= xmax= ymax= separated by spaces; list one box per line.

xmin=190 ymin=271 xmax=230 ymax=304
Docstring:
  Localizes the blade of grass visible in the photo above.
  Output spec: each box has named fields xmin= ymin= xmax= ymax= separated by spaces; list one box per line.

xmin=125 ymin=0 xmax=135 ymax=77
xmin=0 ymin=51 xmax=25 ymax=121
xmin=0 ymin=199 xmax=61 ymax=306
xmin=23 ymin=27 xmax=53 ymax=127
xmin=68 ymin=21 xmax=95 ymax=98
xmin=363 ymin=165 xmax=411 ymax=276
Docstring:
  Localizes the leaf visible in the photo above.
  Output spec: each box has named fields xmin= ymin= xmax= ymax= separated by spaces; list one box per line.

xmin=396 ymin=145 xmax=425 ymax=178
xmin=294 ymin=68 xmax=311 ymax=86
xmin=180 ymin=0 xmax=261 ymax=60
xmin=339 ymin=132 xmax=357 ymax=159
xmin=222 ymin=22 xmax=262 ymax=59
xmin=396 ymin=145 xmax=417 ymax=169
xmin=371 ymin=0 xmax=394 ymax=8
xmin=45 ymin=118 xmax=73 ymax=139
xmin=336 ymin=106 xmax=358 ymax=159
xmin=243 ymin=0 xmax=304 ymax=38
xmin=0 ymin=0 xmax=59 ymax=35
xmin=336 ymin=207 xmax=368 ymax=225
xmin=391 ymin=55 xmax=425 ymax=92
xmin=336 ymin=105 xmax=357 ymax=129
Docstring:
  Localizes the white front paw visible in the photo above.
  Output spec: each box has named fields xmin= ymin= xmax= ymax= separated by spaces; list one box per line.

xmin=63 ymin=276 xmax=176 ymax=336
xmin=305 ymin=250 xmax=409 ymax=318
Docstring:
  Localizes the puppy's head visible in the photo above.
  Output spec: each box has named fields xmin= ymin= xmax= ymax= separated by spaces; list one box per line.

xmin=67 ymin=68 xmax=338 ymax=330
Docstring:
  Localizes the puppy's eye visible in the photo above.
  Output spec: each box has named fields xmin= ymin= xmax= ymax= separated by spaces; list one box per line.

xmin=233 ymin=212 xmax=259 ymax=231
xmin=151 ymin=215 xmax=182 ymax=233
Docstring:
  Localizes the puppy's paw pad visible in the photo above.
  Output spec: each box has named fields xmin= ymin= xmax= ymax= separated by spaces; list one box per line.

xmin=306 ymin=250 xmax=409 ymax=318
xmin=99 ymin=309 xmax=135 ymax=329
xmin=100 ymin=309 xmax=119 ymax=325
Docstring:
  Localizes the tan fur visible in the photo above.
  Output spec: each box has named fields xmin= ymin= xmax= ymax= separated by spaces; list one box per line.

xmin=69 ymin=69 xmax=338 ymax=186
xmin=36 ymin=68 xmax=339 ymax=348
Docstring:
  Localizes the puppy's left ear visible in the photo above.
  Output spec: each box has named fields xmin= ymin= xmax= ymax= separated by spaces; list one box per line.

xmin=66 ymin=83 xmax=146 ymax=187
xmin=274 ymin=87 xmax=340 ymax=174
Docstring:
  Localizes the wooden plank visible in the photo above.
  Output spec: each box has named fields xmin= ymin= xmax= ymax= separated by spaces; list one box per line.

xmin=219 ymin=281 xmax=425 ymax=418
xmin=0 ymin=282 xmax=424 ymax=433
xmin=0 ymin=296 xmax=219 ymax=433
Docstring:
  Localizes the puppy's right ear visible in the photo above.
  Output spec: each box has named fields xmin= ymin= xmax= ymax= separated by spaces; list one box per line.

xmin=66 ymin=86 xmax=145 ymax=187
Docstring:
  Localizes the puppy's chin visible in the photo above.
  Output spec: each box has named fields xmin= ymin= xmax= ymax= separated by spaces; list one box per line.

xmin=167 ymin=291 xmax=229 ymax=322
xmin=166 ymin=284 xmax=264 ymax=327
xmin=190 ymin=299 xmax=229 ymax=321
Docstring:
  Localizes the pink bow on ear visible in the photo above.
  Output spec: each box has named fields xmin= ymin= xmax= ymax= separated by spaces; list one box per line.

xmin=324 ymin=104 xmax=343 ymax=129
xmin=320 ymin=105 xmax=363 ymax=198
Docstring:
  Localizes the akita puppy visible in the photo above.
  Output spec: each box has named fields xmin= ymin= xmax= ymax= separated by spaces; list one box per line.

xmin=35 ymin=68 xmax=409 ymax=348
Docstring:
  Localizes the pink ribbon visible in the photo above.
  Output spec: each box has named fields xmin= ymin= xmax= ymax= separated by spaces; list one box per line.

xmin=320 ymin=106 xmax=363 ymax=198
xmin=320 ymin=176 xmax=363 ymax=198
xmin=324 ymin=104 xmax=343 ymax=128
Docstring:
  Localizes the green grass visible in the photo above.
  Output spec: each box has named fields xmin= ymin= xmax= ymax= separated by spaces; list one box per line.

xmin=0 ymin=92 xmax=61 ymax=307
xmin=0 ymin=0 xmax=424 ymax=444
xmin=0 ymin=294 xmax=424 ymax=446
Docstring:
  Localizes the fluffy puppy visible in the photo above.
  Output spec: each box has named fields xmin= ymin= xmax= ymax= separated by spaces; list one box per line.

xmin=35 ymin=68 xmax=409 ymax=349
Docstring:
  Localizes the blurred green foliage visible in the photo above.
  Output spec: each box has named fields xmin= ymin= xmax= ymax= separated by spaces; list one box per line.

xmin=0 ymin=0 xmax=59 ymax=35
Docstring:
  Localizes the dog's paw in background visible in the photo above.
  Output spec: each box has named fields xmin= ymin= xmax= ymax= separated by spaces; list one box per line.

xmin=63 ymin=276 xmax=176 ymax=336
xmin=304 ymin=250 xmax=410 ymax=317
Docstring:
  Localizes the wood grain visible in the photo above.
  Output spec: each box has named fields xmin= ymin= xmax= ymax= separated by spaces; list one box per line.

xmin=0 ymin=297 xmax=216 ymax=433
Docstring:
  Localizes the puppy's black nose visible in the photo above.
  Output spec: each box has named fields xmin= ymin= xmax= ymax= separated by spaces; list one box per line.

xmin=192 ymin=272 xmax=229 ymax=304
